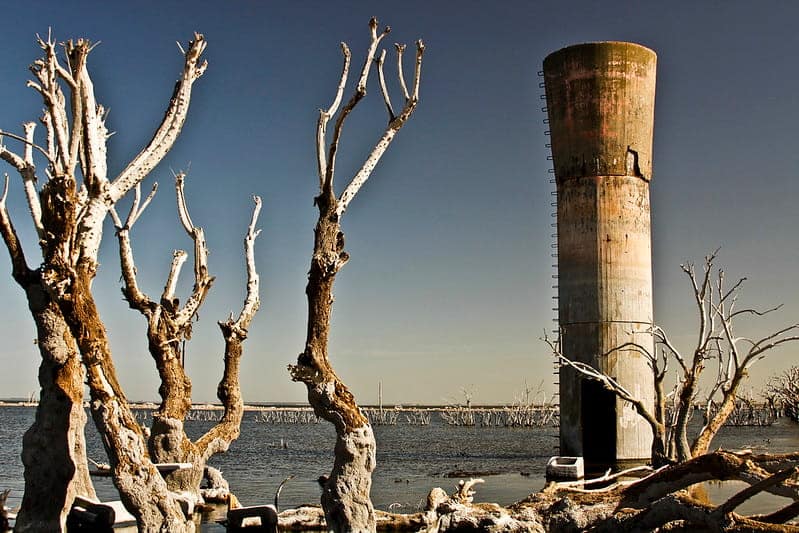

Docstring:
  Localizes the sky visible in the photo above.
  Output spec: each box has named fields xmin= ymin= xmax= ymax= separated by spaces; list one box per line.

xmin=0 ymin=1 xmax=797 ymax=405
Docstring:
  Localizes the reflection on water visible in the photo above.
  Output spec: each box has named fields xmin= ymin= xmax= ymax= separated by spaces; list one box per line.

xmin=692 ymin=480 xmax=795 ymax=517
xmin=0 ymin=406 xmax=796 ymax=531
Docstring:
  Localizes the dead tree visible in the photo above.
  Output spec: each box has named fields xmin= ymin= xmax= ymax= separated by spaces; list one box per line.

xmin=546 ymin=251 xmax=799 ymax=465
xmin=768 ymin=366 xmax=799 ymax=421
xmin=0 ymin=32 xmax=207 ymax=531
xmin=111 ymin=175 xmax=261 ymax=504
xmin=288 ymin=17 xmax=424 ymax=533
xmin=545 ymin=334 xmax=671 ymax=466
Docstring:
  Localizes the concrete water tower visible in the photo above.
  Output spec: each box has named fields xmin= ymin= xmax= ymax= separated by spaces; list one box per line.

xmin=543 ymin=42 xmax=656 ymax=464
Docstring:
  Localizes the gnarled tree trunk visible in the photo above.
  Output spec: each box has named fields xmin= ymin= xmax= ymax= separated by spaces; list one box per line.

xmin=0 ymin=104 xmax=96 ymax=533
xmin=290 ymin=193 xmax=378 ymax=531
xmin=0 ymin=246 xmax=97 ymax=529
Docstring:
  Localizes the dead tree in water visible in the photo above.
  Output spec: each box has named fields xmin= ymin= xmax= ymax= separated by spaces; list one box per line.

xmin=768 ymin=366 xmax=799 ymax=421
xmin=288 ymin=17 xmax=424 ymax=533
xmin=111 ymin=175 xmax=261 ymax=504
xmin=0 ymin=32 xmax=207 ymax=531
xmin=547 ymin=251 xmax=799 ymax=465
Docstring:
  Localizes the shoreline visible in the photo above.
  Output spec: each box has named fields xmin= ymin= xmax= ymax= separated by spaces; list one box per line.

xmin=0 ymin=401 xmax=559 ymax=411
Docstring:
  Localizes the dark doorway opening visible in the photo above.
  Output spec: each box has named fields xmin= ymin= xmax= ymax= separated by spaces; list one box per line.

xmin=581 ymin=379 xmax=616 ymax=467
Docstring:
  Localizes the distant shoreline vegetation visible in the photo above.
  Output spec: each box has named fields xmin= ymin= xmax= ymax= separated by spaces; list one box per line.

xmin=0 ymin=400 xmax=779 ymax=429
xmin=0 ymin=400 xmax=556 ymax=410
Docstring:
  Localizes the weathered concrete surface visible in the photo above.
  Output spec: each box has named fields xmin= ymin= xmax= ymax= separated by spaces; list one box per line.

xmin=544 ymin=42 xmax=657 ymax=463
xmin=544 ymin=42 xmax=656 ymax=182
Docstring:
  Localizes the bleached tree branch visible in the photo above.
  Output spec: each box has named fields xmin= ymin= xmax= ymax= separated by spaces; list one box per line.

xmin=236 ymin=196 xmax=262 ymax=325
xmin=110 ymin=33 xmax=207 ymax=203
xmin=395 ymin=44 xmax=410 ymax=101
xmin=543 ymin=334 xmax=662 ymax=432
xmin=0 ymin=128 xmax=53 ymax=163
xmin=0 ymin=174 xmax=33 ymax=285
xmin=324 ymin=18 xmax=390 ymax=196
xmin=162 ymin=250 xmax=188 ymax=304
xmin=375 ymin=50 xmax=395 ymax=121
xmin=112 ymin=183 xmax=159 ymax=310
xmin=411 ymin=39 xmax=424 ymax=102
xmin=197 ymin=195 xmax=262 ymax=460
xmin=67 ymin=38 xmax=109 ymax=190
xmin=174 ymin=172 xmax=195 ymax=233
xmin=127 ymin=182 xmax=159 ymax=229
xmin=336 ymin=38 xmax=424 ymax=216
xmin=28 ymin=35 xmax=71 ymax=172
xmin=317 ymin=43 xmax=351 ymax=191
xmin=173 ymin=172 xmax=213 ymax=325
xmin=0 ymin=128 xmax=46 ymax=238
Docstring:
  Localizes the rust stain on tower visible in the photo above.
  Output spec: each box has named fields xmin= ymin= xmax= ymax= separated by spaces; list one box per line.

xmin=543 ymin=42 xmax=657 ymax=463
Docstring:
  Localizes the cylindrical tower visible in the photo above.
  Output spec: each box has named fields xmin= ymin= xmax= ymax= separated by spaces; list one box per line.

xmin=543 ymin=42 xmax=656 ymax=464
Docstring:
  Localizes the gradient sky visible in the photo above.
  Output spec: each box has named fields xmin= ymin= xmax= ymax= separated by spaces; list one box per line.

xmin=0 ymin=1 xmax=796 ymax=405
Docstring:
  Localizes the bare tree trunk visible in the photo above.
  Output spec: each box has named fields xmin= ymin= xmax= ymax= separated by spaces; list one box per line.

xmin=16 ymin=291 xmax=96 ymax=531
xmin=62 ymin=262 xmax=190 ymax=531
xmin=0 ymin=173 xmax=96 ymax=530
xmin=290 ymin=196 xmax=378 ymax=532
xmin=289 ymin=18 xmax=424 ymax=532
xmin=673 ymin=374 xmax=696 ymax=462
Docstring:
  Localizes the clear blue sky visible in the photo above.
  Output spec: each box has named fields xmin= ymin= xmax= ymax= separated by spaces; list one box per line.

xmin=0 ymin=1 xmax=796 ymax=404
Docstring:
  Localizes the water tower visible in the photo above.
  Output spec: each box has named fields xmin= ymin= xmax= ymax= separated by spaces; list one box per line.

xmin=543 ymin=42 xmax=656 ymax=463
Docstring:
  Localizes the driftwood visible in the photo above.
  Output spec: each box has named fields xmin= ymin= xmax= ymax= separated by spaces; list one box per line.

xmin=277 ymin=451 xmax=799 ymax=532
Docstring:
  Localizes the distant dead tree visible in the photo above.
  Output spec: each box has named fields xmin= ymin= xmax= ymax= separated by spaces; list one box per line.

xmin=288 ymin=17 xmax=424 ymax=533
xmin=768 ymin=366 xmax=799 ymax=422
xmin=111 ymin=174 xmax=261 ymax=505
xmin=546 ymin=251 xmax=799 ymax=465
xmin=0 ymin=32 xmax=207 ymax=531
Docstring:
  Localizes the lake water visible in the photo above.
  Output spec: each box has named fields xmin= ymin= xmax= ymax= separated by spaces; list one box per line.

xmin=0 ymin=406 xmax=797 ymax=530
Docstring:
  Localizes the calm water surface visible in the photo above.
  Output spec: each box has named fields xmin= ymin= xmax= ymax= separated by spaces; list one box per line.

xmin=0 ymin=406 xmax=796 ymax=530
